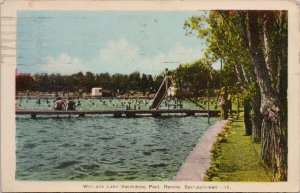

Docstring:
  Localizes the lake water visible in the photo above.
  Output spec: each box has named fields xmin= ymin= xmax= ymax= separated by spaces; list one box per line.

xmin=16 ymin=98 xmax=218 ymax=181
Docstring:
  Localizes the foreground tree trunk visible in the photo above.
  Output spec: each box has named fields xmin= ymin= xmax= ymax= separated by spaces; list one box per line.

xmin=251 ymin=88 xmax=263 ymax=142
xmin=234 ymin=64 xmax=253 ymax=135
xmin=247 ymin=11 xmax=287 ymax=181
xmin=243 ymin=99 xmax=252 ymax=135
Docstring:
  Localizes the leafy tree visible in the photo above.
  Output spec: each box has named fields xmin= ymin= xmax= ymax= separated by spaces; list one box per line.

xmin=173 ymin=60 xmax=213 ymax=97
xmin=153 ymin=74 xmax=164 ymax=93
xmin=185 ymin=11 xmax=259 ymax=135
xmin=147 ymin=74 xmax=154 ymax=93
xmin=246 ymin=11 xmax=287 ymax=181
xmin=83 ymin=72 xmax=95 ymax=92
xmin=16 ymin=74 xmax=34 ymax=92
xmin=184 ymin=10 xmax=287 ymax=181
xmin=95 ymin=73 xmax=111 ymax=90
xmin=128 ymin=71 xmax=141 ymax=91
xmin=73 ymin=72 xmax=84 ymax=91
xmin=111 ymin=73 xmax=128 ymax=94
xmin=140 ymin=73 xmax=149 ymax=95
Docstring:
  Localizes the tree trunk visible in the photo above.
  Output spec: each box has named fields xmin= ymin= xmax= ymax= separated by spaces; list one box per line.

xmin=251 ymin=89 xmax=263 ymax=142
xmin=260 ymin=99 xmax=287 ymax=181
xmin=244 ymin=99 xmax=252 ymax=135
xmin=247 ymin=11 xmax=287 ymax=181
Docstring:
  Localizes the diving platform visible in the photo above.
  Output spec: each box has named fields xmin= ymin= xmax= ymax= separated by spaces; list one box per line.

xmin=16 ymin=109 xmax=221 ymax=118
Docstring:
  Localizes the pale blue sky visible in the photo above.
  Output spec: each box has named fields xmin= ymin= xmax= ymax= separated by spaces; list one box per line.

xmin=17 ymin=11 xmax=208 ymax=75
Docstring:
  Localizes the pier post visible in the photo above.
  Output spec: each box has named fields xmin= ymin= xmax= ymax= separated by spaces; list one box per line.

xmin=151 ymin=112 xmax=161 ymax=117
xmin=113 ymin=112 xmax=122 ymax=118
xmin=125 ymin=112 xmax=135 ymax=118
xmin=79 ymin=113 xmax=85 ymax=117
xmin=186 ymin=111 xmax=195 ymax=116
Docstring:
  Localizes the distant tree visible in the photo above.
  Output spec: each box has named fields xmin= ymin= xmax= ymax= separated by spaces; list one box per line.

xmin=83 ymin=72 xmax=95 ymax=92
xmin=128 ymin=71 xmax=140 ymax=91
xmin=95 ymin=73 xmax=111 ymax=90
xmin=111 ymin=73 xmax=128 ymax=94
xmin=33 ymin=73 xmax=51 ymax=92
xmin=173 ymin=60 xmax=213 ymax=97
xmin=147 ymin=74 xmax=154 ymax=93
xmin=16 ymin=74 xmax=35 ymax=92
xmin=73 ymin=72 xmax=84 ymax=91
xmin=153 ymin=74 xmax=164 ymax=93
xmin=140 ymin=74 xmax=149 ymax=95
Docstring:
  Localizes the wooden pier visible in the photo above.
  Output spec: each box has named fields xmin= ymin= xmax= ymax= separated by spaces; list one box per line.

xmin=16 ymin=109 xmax=221 ymax=118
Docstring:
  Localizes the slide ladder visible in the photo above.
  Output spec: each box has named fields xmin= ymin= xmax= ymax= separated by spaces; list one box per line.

xmin=150 ymin=76 xmax=172 ymax=109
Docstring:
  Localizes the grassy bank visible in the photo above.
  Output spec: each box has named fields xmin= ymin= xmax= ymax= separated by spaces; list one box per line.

xmin=205 ymin=117 xmax=272 ymax=181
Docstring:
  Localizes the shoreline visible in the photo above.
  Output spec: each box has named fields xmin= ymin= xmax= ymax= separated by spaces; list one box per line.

xmin=173 ymin=119 xmax=227 ymax=181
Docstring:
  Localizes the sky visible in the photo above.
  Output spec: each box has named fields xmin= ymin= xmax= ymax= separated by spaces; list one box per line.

xmin=17 ymin=11 xmax=208 ymax=75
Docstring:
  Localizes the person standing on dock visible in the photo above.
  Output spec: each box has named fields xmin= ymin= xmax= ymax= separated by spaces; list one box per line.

xmin=53 ymin=97 xmax=66 ymax=111
xmin=66 ymin=97 xmax=76 ymax=110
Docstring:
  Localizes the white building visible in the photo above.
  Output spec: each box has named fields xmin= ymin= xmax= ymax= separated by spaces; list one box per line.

xmin=91 ymin=87 xmax=103 ymax=96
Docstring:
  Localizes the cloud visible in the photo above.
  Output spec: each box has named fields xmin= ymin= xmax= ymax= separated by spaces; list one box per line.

xmin=139 ymin=44 xmax=201 ymax=74
xmin=99 ymin=38 xmax=140 ymax=63
xmin=40 ymin=53 xmax=85 ymax=74
xmin=39 ymin=40 xmax=201 ymax=75
xmin=95 ymin=38 xmax=201 ymax=74
xmin=89 ymin=38 xmax=141 ymax=73
xmin=100 ymin=38 xmax=140 ymax=61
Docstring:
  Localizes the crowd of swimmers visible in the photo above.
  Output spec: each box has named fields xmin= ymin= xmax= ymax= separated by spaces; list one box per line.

xmin=17 ymin=93 xmax=233 ymax=119
xmin=17 ymin=96 xmax=187 ymax=111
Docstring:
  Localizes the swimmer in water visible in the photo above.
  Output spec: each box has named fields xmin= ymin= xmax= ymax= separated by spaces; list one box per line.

xmin=66 ymin=97 xmax=76 ymax=110
xmin=53 ymin=97 xmax=66 ymax=110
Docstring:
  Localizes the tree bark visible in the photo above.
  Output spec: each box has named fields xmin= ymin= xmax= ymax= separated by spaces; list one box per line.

xmin=234 ymin=63 xmax=253 ymax=135
xmin=239 ymin=13 xmax=263 ymax=142
xmin=247 ymin=11 xmax=287 ymax=181
xmin=244 ymin=99 xmax=252 ymax=135
xmin=251 ymin=88 xmax=263 ymax=142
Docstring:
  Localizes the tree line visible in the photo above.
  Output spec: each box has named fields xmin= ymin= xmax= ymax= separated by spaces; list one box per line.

xmin=16 ymin=67 xmax=221 ymax=96
xmin=17 ymin=71 xmax=159 ymax=95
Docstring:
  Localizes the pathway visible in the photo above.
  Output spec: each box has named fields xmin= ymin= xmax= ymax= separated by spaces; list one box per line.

xmin=173 ymin=119 xmax=227 ymax=181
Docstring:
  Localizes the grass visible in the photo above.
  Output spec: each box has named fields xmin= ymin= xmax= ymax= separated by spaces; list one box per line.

xmin=204 ymin=116 xmax=272 ymax=182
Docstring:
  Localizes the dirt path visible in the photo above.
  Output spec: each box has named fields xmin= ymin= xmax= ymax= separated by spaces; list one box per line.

xmin=173 ymin=120 xmax=227 ymax=181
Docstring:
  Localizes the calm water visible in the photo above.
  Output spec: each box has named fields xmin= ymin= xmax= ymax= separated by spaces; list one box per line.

xmin=16 ymin=98 xmax=218 ymax=181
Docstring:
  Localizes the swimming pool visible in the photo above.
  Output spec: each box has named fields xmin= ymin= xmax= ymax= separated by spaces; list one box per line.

xmin=16 ymin=98 xmax=218 ymax=181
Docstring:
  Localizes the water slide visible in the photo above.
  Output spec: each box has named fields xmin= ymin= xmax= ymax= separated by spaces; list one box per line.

xmin=150 ymin=76 xmax=172 ymax=109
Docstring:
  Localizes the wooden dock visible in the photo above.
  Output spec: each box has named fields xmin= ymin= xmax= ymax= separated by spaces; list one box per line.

xmin=16 ymin=109 xmax=221 ymax=118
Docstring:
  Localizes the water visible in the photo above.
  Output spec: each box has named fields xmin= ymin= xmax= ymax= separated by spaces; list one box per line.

xmin=16 ymin=97 xmax=204 ymax=110
xmin=16 ymin=98 xmax=218 ymax=181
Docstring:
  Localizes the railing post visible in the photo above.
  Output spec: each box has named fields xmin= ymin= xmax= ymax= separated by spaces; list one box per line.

xmin=31 ymin=114 xmax=36 ymax=119
xmin=113 ymin=112 xmax=122 ymax=118
xmin=125 ymin=112 xmax=135 ymax=118
xmin=152 ymin=112 xmax=161 ymax=117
